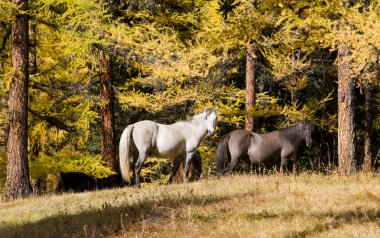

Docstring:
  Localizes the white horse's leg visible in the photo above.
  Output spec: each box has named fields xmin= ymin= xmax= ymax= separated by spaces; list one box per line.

xmin=183 ymin=152 xmax=194 ymax=182
xmin=135 ymin=153 xmax=147 ymax=187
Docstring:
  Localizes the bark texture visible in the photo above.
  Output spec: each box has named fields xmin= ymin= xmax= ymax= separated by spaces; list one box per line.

xmin=337 ymin=43 xmax=356 ymax=175
xmin=362 ymin=83 xmax=372 ymax=171
xmin=100 ymin=52 xmax=116 ymax=170
xmin=6 ymin=0 xmax=32 ymax=201
xmin=245 ymin=45 xmax=256 ymax=132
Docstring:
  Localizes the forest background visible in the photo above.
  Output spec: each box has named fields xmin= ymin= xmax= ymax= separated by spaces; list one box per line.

xmin=1 ymin=0 xmax=380 ymax=200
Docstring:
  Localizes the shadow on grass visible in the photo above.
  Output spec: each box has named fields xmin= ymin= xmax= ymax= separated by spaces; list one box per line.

xmin=285 ymin=209 xmax=380 ymax=238
xmin=0 ymin=188 xmax=258 ymax=238
xmin=245 ymin=208 xmax=380 ymax=238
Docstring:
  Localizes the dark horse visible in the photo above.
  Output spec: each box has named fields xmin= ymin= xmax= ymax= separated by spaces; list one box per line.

xmin=216 ymin=121 xmax=315 ymax=174
xmin=173 ymin=152 xmax=202 ymax=182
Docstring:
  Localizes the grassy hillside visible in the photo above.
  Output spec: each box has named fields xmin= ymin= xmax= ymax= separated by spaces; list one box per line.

xmin=1 ymin=173 xmax=380 ymax=237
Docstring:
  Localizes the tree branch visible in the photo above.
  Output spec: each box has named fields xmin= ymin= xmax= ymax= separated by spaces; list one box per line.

xmin=28 ymin=108 xmax=76 ymax=132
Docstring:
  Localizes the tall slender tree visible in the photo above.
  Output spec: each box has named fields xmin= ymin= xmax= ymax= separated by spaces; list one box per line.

xmin=6 ymin=0 xmax=32 ymax=201
xmin=245 ymin=44 xmax=256 ymax=132
xmin=100 ymin=52 xmax=116 ymax=170
xmin=361 ymin=0 xmax=374 ymax=172
xmin=362 ymin=82 xmax=373 ymax=171
xmin=337 ymin=0 xmax=356 ymax=175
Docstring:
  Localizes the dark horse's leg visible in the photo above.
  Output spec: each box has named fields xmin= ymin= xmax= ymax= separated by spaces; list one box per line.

xmin=227 ymin=155 xmax=239 ymax=173
xmin=281 ymin=157 xmax=294 ymax=175
xmin=290 ymin=153 xmax=297 ymax=175
xmin=168 ymin=157 xmax=182 ymax=183
xmin=280 ymin=157 xmax=287 ymax=175
xmin=243 ymin=156 xmax=252 ymax=173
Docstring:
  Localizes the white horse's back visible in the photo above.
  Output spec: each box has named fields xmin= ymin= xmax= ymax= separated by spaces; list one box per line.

xmin=132 ymin=120 xmax=158 ymax=152
xmin=155 ymin=123 xmax=186 ymax=157
xmin=131 ymin=120 xmax=186 ymax=157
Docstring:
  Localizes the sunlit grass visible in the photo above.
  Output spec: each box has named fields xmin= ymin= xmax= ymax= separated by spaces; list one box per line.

xmin=1 ymin=173 xmax=380 ymax=237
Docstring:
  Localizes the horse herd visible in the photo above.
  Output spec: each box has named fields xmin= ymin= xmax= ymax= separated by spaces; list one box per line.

xmin=119 ymin=107 xmax=315 ymax=187
xmin=58 ymin=108 xmax=315 ymax=192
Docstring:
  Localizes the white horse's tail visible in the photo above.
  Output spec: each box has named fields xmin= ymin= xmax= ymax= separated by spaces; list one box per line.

xmin=119 ymin=125 xmax=134 ymax=184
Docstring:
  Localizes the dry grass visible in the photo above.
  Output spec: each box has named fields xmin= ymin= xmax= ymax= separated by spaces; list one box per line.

xmin=1 ymin=173 xmax=380 ymax=237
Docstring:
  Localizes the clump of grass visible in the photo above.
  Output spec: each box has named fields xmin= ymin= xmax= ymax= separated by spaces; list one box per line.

xmin=1 ymin=173 xmax=380 ymax=237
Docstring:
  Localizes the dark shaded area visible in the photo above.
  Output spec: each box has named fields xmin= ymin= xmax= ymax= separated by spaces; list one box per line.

xmin=56 ymin=172 xmax=126 ymax=193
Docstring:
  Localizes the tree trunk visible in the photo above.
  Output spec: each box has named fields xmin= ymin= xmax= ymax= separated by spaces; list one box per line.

xmin=337 ymin=43 xmax=356 ymax=175
xmin=244 ymin=45 xmax=256 ymax=173
xmin=362 ymin=50 xmax=379 ymax=171
xmin=245 ymin=45 xmax=256 ymax=132
xmin=100 ymin=52 xmax=116 ymax=170
xmin=6 ymin=0 xmax=32 ymax=201
xmin=29 ymin=23 xmax=37 ymax=75
xmin=362 ymin=83 xmax=372 ymax=171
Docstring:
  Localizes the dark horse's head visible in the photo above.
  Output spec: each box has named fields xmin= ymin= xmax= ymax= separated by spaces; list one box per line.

xmin=301 ymin=120 xmax=315 ymax=148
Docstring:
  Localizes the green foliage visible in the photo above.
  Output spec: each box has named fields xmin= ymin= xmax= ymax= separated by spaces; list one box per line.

xmin=2 ymin=0 xmax=380 ymax=191
xmin=29 ymin=149 xmax=115 ymax=179
xmin=140 ymin=157 xmax=171 ymax=184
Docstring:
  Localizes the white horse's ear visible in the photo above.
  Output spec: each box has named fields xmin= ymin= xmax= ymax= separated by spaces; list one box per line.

xmin=214 ymin=106 xmax=219 ymax=111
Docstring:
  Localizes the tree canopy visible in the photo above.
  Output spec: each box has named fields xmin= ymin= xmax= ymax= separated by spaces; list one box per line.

xmin=1 ymin=0 xmax=379 ymax=192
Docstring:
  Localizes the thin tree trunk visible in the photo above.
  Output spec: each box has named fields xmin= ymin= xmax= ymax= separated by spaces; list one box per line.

xmin=362 ymin=50 xmax=379 ymax=171
xmin=6 ymin=0 xmax=32 ymax=201
xmin=245 ymin=45 xmax=256 ymax=132
xmin=362 ymin=83 xmax=372 ymax=171
xmin=337 ymin=43 xmax=356 ymax=175
xmin=29 ymin=23 xmax=37 ymax=75
xmin=100 ymin=52 xmax=116 ymax=170
xmin=244 ymin=45 xmax=256 ymax=173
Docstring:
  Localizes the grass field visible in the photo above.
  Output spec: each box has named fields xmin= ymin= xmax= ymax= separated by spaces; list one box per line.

xmin=1 ymin=173 xmax=380 ymax=238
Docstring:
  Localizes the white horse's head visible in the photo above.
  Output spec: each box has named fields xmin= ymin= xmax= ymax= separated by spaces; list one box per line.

xmin=205 ymin=107 xmax=218 ymax=136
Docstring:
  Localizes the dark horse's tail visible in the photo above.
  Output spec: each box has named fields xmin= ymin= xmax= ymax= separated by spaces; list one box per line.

xmin=215 ymin=133 xmax=231 ymax=175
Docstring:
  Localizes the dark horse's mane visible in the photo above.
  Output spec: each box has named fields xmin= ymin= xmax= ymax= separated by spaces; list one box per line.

xmin=277 ymin=121 xmax=312 ymax=145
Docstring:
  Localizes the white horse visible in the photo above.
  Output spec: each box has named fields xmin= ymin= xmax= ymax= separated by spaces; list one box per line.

xmin=119 ymin=107 xmax=218 ymax=187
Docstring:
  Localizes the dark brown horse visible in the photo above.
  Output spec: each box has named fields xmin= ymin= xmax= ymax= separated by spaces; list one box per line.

xmin=173 ymin=152 xmax=202 ymax=182
xmin=216 ymin=121 xmax=314 ymax=175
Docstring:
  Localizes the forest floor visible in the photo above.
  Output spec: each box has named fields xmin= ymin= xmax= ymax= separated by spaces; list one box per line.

xmin=1 ymin=173 xmax=380 ymax=238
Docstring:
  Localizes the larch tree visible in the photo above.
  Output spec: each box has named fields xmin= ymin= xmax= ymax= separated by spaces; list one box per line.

xmin=224 ymin=0 xmax=277 ymax=132
xmin=6 ymin=0 xmax=32 ymax=201
xmin=221 ymin=0 xmax=257 ymax=132
xmin=245 ymin=44 xmax=256 ymax=132
xmin=243 ymin=0 xmax=259 ymax=132
xmin=337 ymin=0 xmax=356 ymax=175
xmin=24 ymin=0 xmax=124 ymax=180
xmin=100 ymin=52 xmax=116 ymax=170
xmin=346 ymin=0 xmax=380 ymax=171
